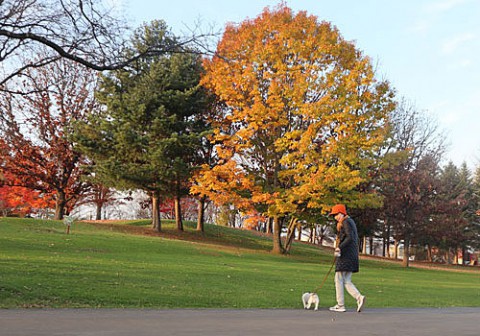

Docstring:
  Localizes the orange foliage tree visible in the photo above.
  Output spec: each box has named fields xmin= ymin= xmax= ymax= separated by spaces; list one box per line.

xmin=193 ymin=5 xmax=396 ymax=253
xmin=0 ymin=171 xmax=54 ymax=216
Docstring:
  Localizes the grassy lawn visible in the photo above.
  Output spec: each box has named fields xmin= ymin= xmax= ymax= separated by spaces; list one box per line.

xmin=0 ymin=217 xmax=479 ymax=308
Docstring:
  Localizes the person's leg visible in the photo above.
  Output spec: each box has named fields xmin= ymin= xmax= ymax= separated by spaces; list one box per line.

xmin=330 ymin=272 xmax=347 ymax=312
xmin=335 ymin=272 xmax=345 ymax=307
xmin=343 ymin=272 xmax=366 ymax=312
xmin=343 ymin=272 xmax=361 ymax=300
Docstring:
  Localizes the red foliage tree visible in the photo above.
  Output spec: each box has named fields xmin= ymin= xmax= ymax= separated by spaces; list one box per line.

xmin=0 ymin=171 xmax=54 ymax=216
xmin=75 ymin=184 xmax=126 ymax=220
xmin=0 ymin=57 xmax=96 ymax=219
xmin=373 ymin=100 xmax=446 ymax=266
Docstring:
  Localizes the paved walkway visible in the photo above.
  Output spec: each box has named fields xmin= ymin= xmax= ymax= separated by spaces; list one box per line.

xmin=1 ymin=308 xmax=479 ymax=336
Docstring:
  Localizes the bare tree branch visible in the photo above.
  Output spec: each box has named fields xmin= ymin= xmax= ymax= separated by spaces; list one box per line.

xmin=0 ymin=0 xmax=215 ymax=88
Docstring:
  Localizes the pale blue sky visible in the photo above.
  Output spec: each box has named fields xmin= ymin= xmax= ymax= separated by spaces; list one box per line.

xmin=118 ymin=0 xmax=480 ymax=169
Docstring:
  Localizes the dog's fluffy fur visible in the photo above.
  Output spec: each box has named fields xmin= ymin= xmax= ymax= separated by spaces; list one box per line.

xmin=302 ymin=292 xmax=319 ymax=310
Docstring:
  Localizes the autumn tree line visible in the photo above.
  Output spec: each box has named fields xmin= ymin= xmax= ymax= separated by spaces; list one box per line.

xmin=0 ymin=2 xmax=479 ymax=265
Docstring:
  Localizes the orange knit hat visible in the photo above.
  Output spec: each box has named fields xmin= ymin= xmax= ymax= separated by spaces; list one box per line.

xmin=329 ymin=204 xmax=347 ymax=216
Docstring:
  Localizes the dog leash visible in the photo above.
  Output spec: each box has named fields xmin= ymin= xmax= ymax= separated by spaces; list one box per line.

xmin=312 ymin=255 xmax=336 ymax=294
xmin=311 ymin=217 xmax=344 ymax=294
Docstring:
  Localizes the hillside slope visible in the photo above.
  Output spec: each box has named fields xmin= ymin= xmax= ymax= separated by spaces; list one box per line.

xmin=0 ymin=217 xmax=478 ymax=308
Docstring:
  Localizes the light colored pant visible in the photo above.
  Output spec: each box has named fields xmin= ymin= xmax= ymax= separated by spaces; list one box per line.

xmin=334 ymin=271 xmax=362 ymax=307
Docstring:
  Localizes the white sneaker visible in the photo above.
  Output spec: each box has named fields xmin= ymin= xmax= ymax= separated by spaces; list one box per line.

xmin=329 ymin=305 xmax=346 ymax=312
xmin=357 ymin=295 xmax=366 ymax=312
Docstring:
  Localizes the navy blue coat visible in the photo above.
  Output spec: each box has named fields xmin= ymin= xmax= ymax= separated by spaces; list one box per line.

xmin=335 ymin=217 xmax=360 ymax=273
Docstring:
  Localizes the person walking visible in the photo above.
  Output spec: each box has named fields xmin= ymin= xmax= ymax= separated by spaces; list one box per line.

xmin=329 ymin=204 xmax=366 ymax=313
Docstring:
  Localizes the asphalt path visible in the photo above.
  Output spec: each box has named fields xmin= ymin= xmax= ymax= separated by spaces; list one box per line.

xmin=1 ymin=308 xmax=479 ymax=336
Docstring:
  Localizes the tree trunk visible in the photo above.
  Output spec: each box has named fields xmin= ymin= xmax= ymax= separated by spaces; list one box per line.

xmin=402 ymin=238 xmax=410 ymax=267
xmin=382 ymin=221 xmax=387 ymax=257
xmin=54 ymin=190 xmax=67 ymax=220
xmin=175 ymin=196 xmax=183 ymax=231
xmin=386 ymin=223 xmax=391 ymax=258
xmin=453 ymin=247 xmax=459 ymax=265
xmin=394 ymin=239 xmax=399 ymax=259
xmin=271 ymin=216 xmax=285 ymax=254
xmin=284 ymin=217 xmax=297 ymax=253
xmin=152 ymin=192 xmax=161 ymax=232
xmin=95 ymin=202 xmax=102 ymax=220
xmin=196 ymin=196 xmax=205 ymax=232
xmin=382 ymin=237 xmax=386 ymax=257
xmin=318 ymin=226 xmax=324 ymax=246
xmin=266 ymin=217 xmax=273 ymax=234
xmin=427 ymin=244 xmax=432 ymax=262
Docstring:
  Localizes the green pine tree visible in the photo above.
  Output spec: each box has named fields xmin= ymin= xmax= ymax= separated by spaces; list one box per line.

xmin=72 ymin=20 xmax=210 ymax=231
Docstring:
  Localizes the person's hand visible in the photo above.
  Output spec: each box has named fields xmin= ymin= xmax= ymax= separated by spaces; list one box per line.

xmin=334 ymin=248 xmax=341 ymax=257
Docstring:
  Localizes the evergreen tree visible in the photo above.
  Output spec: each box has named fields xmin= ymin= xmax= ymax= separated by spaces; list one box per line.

xmin=470 ymin=166 xmax=480 ymax=250
xmin=430 ymin=161 xmax=473 ymax=264
xmin=73 ymin=20 xmax=210 ymax=231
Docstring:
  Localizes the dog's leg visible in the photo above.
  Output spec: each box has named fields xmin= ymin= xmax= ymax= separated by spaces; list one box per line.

xmin=306 ymin=295 xmax=313 ymax=309
xmin=302 ymin=294 xmax=308 ymax=309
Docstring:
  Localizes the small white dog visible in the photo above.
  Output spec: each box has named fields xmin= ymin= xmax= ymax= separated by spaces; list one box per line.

xmin=302 ymin=292 xmax=319 ymax=310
